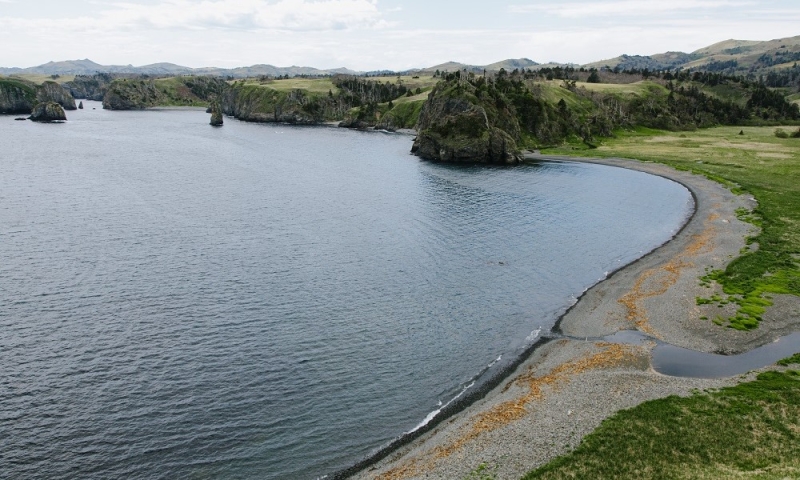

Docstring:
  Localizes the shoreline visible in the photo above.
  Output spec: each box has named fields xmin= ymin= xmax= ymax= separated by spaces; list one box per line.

xmin=345 ymin=154 xmax=800 ymax=479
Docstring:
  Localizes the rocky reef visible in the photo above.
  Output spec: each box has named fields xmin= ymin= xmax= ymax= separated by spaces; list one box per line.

xmin=29 ymin=102 xmax=67 ymax=122
xmin=411 ymin=79 xmax=522 ymax=164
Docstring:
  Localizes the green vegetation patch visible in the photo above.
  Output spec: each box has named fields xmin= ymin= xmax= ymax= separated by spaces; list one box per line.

xmin=545 ymin=125 xmax=800 ymax=330
xmin=777 ymin=352 xmax=800 ymax=366
xmin=380 ymin=99 xmax=425 ymax=129
xmin=523 ymin=370 xmax=800 ymax=479
xmin=0 ymin=76 xmax=38 ymax=97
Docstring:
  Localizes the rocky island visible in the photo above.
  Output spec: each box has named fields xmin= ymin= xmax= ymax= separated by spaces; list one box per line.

xmin=29 ymin=101 xmax=67 ymax=122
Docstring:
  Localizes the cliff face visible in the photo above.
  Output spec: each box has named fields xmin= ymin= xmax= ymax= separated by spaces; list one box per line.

xmin=411 ymin=80 xmax=522 ymax=164
xmin=0 ymin=78 xmax=38 ymax=114
xmin=64 ymin=74 xmax=114 ymax=100
xmin=222 ymin=84 xmax=323 ymax=124
xmin=37 ymin=81 xmax=77 ymax=110
xmin=102 ymin=79 xmax=164 ymax=110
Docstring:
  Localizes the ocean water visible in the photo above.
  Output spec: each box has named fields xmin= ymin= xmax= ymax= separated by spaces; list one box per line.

xmin=0 ymin=102 xmax=692 ymax=479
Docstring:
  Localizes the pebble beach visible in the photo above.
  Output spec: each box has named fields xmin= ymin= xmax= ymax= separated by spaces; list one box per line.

xmin=348 ymin=155 xmax=800 ymax=479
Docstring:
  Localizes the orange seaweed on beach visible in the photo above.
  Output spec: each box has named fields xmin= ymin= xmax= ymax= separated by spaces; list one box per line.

xmin=618 ymin=213 xmax=718 ymax=334
xmin=376 ymin=344 xmax=636 ymax=479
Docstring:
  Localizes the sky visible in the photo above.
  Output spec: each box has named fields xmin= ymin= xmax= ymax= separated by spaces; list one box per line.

xmin=1 ymin=0 xmax=799 ymax=70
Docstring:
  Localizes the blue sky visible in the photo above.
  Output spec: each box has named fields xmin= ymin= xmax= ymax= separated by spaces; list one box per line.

xmin=1 ymin=0 xmax=799 ymax=70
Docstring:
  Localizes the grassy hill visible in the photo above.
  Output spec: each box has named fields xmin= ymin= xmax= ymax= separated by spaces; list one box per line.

xmin=584 ymin=35 xmax=800 ymax=75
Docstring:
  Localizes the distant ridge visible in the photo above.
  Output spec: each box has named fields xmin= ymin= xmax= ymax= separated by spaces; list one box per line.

xmin=0 ymin=59 xmax=360 ymax=78
xmin=2 ymin=35 xmax=799 ymax=78
xmin=583 ymin=35 xmax=800 ymax=72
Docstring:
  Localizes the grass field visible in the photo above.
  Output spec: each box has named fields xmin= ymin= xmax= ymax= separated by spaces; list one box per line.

xmin=523 ymin=363 xmax=800 ymax=479
xmin=368 ymin=74 xmax=439 ymax=90
xmin=574 ymin=80 xmax=668 ymax=95
xmin=544 ymin=125 xmax=800 ymax=330
xmin=5 ymin=73 xmax=76 ymax=85
xmin=238 ymin=77 xmax=339 ymax=94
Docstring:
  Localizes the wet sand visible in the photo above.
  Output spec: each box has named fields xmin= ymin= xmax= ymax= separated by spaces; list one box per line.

xmin=347 ymin=154 xmax=800 ymax=479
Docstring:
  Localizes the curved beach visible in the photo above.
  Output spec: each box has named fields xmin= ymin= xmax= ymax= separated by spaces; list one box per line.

xmin=348 ymin=155 xmax=800 ymax=479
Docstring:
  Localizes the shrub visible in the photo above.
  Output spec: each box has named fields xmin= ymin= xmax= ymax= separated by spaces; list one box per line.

xmin=775 ymin=128 xmax=789 ymax=138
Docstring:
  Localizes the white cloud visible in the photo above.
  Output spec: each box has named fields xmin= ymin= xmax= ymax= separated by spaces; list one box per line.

xmin=508 ymin=0 xmax=756 ymax=17
xmin=2 ymin=0 xmax=387 ymax=32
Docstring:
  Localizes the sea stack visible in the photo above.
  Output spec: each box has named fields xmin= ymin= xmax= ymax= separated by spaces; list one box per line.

xmin=79 ymin=101 xmax=84 ymax=109
xmin=29 ymin=102 xmax=67 ymax=122
xmin=210 ymin=102 xmax=223 ymax=127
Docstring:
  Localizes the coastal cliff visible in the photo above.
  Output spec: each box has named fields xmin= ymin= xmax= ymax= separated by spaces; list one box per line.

xmin=411 ymin=78 xmax=522 ymax=164
xmin=222 ymin=84 xmax=323 ymax=124
xmin=1 ymin=77 xmax=77 ymax=114
xmin=0 ymin=78 xmax=38 ymax=114
xmin=37 ymin=81 xmax=77 ymax=110
xmin=102 ymin=76 xmax=229 ymax=110
xmin=65 ymin=74 xmax=115 ymax=101
xmin=103 ymin=79 xmax=164 ymax=110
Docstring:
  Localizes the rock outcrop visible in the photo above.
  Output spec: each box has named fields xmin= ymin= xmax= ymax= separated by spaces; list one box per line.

xmin=79 ymin=101 xmax=84 ymax=109
xmin=0 ymin=78 xmax=38 ymax=114
xmin=209 ymin=102 xmax=223 ymax=126
xmin=29 ymin=102 xmax=67 ymax=122
xmin=411 ymin=80 xmax=522 ymax=164
xmin=222 ymin=84 xmax=323 ymax=124
xmin=36 ymin=81 xmax=77 ymax=110
xmin=102 ymin=79 xmax=164 ymax=110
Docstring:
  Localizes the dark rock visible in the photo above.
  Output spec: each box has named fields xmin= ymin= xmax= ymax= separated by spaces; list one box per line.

xmin=15 ymin=117 xmax=27 ymax=121
xmin=29 ymin=102 xmax=67 ymax=122
xmin=79 ymin=101 xmax=84 ymax=109
xmin=210 ymin=110 xmax=223 ymax=127
xmin=209 ymin=101 xmax=223 ymax=126
xmin=338 ymin=117 xmax=371 ymax=130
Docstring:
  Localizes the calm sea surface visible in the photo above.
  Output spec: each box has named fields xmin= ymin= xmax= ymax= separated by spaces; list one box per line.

xmin=0 ymin=102 xmax=692 ymax=479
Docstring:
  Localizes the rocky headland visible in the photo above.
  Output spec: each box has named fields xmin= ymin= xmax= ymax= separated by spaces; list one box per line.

xmin=411 ymin=78 xmax=522 ymax=164
xmin=102 ymin=78 xmax=164 ymax=110
xmin=1 ymin=77 xmax=77 ymax=114
xmin=222 ymin=84 xmax=322 ymax=124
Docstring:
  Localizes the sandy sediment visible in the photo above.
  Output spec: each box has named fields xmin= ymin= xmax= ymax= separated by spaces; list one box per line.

xmin=348 ymin=155 xmax=800 ymax=479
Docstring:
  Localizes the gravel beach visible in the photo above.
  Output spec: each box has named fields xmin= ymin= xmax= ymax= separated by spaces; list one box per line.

xmin=347 ymin=155 xmax=800 ymax=480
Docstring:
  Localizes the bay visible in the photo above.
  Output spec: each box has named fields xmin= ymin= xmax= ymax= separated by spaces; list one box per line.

xmin=0 ymin=102 xmax=692 ymax=479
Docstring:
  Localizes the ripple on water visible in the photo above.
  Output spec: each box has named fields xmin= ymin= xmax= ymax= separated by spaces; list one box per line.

xmin=0 ymin=103 xmax=693 ymax=479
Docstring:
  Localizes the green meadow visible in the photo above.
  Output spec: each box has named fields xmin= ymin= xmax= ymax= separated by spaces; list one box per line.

xmin=545 ymin=125 xmax=800 ymax=330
